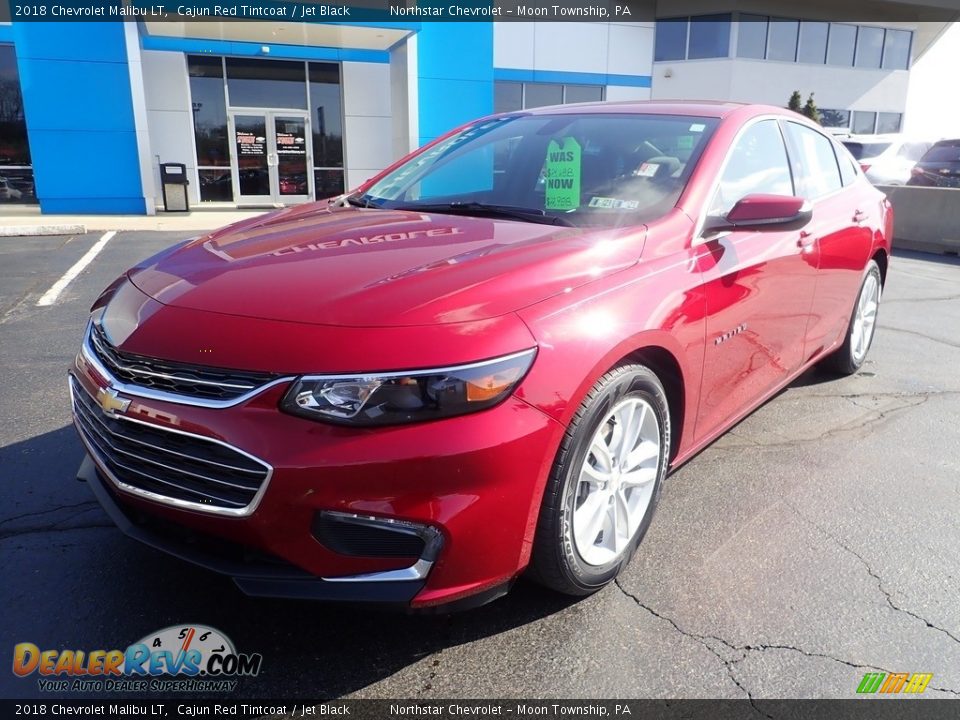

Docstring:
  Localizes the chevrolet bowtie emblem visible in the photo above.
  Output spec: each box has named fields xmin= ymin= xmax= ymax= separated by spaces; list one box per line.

xmin=96 ymin=386 xmax=131 ymax=415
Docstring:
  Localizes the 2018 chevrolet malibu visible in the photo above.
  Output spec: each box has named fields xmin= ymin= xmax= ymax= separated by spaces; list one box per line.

xmin=71 ymin=102 xmax=891 ymax=610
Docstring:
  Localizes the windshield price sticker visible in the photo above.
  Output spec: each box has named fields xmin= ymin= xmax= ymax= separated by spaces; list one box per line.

xmin=545 ymin=137 xmax=582 ymax=211
xmin=589 ymin=197 xmax=640 ymax=210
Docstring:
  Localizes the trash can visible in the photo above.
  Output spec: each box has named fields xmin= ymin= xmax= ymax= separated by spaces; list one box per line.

xmin=160 ymin=162 xmax=190 ymax=212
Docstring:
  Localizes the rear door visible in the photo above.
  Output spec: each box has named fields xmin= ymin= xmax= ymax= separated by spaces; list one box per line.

xmin=782 ymin=121 xmax=873 ymax=358
xmin=694 ymin=119 xmax=820 ymax=443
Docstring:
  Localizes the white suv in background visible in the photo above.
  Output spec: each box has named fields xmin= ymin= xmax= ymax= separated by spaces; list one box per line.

xmin=841 ymin=135 xmax=934 ymax=186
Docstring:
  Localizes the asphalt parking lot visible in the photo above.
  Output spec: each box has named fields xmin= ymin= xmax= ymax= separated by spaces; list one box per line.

xmin=1 ymin=230 xmax=959 ymax=701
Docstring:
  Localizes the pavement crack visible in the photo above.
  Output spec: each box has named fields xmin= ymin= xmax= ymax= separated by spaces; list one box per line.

xmin=707 ymin=395 xmax=928 ymax=452
xmin=614 ymin=579 xmax=960 ymax=699
xmin=0 ymin=522 xmax=114 ymax=541
xmin=881 ymin=326 xmax=960 ymax=350
xmin=0 ymin=500 xmax=99 ymax=528
xmin=787 ymin=501 xmax=960 ymax=650
xmin=883 ymin=294 xmax=960 ymax=304
xmin=615 ymin=580 xmax=773 ymax=715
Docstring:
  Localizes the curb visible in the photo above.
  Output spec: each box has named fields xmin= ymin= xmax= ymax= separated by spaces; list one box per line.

xmin=0 ymin=224 xmax=87 ymax=237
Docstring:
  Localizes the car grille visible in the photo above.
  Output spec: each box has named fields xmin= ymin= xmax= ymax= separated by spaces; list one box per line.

xmin=71 ymin=377 xmax=270 ymax=512
xmin=88 ymin=322 xmax=277 ymax=401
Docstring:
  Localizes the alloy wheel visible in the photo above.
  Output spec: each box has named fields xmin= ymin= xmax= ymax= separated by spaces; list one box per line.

xmin=572 ymin=397 xmax=660 ymax=567
xmin=852 ymin=272 xmax=880 ymax=364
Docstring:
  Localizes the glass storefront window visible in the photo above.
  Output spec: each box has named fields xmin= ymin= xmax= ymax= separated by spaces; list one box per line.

xmin=876 ymin=112 xmax=902 ymax=134
xmin=687 ymin=15 xmax=731 ymax=60
xmin=827 ymin=23 xmax=857 ymax=66
xmin=820 ymin=109 xmax=851 ymax=129
xmin=494 ymin=82 xmax=523 ymax=113
xmin=855 ymin=26 xmax=885 ymax=69
xmin=767 ymin=18 xmax=799 ymax=62
xmin=564 ymin=85 xmax=603 ymax=104
xmin=655 ymin=18 xmax=688 ymax=61
xmin=188 ymin=57 xmax=230 ymax=168
xmin=882 ymin=29 xmax=911 ymax=70
xmin=0 ymin=44 xmax=36 ymax=204
xmin=852 ymin=111 xmax=877 ymax=134
xmin=737 ymin=15 xmax=768 ymax=59
xmin=188 ymin=56 xmax=345 ymax=203
xmin=226 ymin=58 xmax=306 ymax=109
xmin=524 ymin=83 xmax=563 ymax=109
xmin=314 ymin=169 xmax=345 ymax=199
xmin=197 ymin=169 xmax=233 ymax=202
xmin=797 ymin=21 xmax=829 ymax=64
xmin=308 ymin=62 xmax=343 ymax=169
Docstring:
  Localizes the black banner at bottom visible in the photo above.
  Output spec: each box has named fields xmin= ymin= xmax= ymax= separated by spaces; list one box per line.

xmin=2 ymin=700 xmax=959 ymax=720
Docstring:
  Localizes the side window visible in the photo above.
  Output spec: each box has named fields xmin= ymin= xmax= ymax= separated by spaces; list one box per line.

xmin=785 ymin=122 xmax=843 ymax=200
xmin=711 ymin=120 xmax=793 ymax=214
xmin=783 ymin=122 xmax=842 ymax=199
xmin=835 ymin=141 xmax=858 ymax=186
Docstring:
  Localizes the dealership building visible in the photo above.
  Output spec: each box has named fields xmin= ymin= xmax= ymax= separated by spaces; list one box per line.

xmin=0 ymin=1 xmax=955 ymax=214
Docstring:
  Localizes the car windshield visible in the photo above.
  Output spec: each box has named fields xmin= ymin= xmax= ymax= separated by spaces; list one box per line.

xmin=920 ymin=142 xmax=960 ymax=164
xmin=357 ymin=113 xmax=720 ymax=227
xmin=842 ymin=141 xmax=892 ymax=160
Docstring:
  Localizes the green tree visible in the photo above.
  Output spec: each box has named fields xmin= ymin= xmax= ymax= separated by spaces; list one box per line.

xmin=802 ymin=93 xmax=822 ymax=125
xmin=787 ymin=90 xmax=803 ymax=113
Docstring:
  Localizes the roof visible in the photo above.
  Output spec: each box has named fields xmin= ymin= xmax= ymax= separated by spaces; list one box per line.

xmin=514 ymin=99 xmax=761 ymax=119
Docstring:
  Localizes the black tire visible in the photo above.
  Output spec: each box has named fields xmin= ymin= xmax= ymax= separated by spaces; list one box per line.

xmin=527 ymin=364 xmax=671 ymax=596
xmin=820 ymin=260 xmax=882 ymax=376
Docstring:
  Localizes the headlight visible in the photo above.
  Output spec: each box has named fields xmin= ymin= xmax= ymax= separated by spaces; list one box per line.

xmin=280 ymin=348 xmax=537 ymax=426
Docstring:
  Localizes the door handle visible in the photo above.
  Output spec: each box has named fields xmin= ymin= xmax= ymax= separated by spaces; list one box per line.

xmin=797 ymin=230 xmax=816 ymax=249
xmin=853 ymin=210 xmax=869 ymax=224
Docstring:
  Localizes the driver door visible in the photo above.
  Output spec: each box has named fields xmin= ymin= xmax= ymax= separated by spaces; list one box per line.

xmin=694 ymin=119 xmax=820 ymax=443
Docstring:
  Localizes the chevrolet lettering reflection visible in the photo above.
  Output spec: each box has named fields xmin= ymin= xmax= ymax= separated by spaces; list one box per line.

xmin=271 ymin=227 xmax=464 ymax=257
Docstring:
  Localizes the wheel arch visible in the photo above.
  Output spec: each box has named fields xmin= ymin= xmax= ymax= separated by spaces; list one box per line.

xmin=622 ymin=345 xmax=686 ymax=463
xmin=871 ymin=247 xmax=888 ymax=287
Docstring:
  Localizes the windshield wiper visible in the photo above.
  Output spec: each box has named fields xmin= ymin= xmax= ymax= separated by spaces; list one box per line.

xmin=396 ymin=202 xmax=575 ymax=227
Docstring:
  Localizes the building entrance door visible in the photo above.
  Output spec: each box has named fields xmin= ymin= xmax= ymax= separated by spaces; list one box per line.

xmin=229 ymin=110 xmax=312 ymax=206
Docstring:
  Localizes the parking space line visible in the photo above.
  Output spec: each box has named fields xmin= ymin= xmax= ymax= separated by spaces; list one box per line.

xmin=36 ymin=231 xmax=117 ymax=307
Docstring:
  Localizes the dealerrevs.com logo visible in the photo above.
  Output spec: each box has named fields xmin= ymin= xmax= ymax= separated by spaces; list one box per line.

xmin=13 ymin=624 xmax=262 ymax=693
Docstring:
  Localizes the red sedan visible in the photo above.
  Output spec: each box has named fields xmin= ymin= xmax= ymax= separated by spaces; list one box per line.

xmin=70 ymin=102 xmax=891 ymax=610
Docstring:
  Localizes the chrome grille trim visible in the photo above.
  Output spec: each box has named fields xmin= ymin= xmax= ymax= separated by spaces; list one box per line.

xmin=81 ymin=322 xmax=296 ymax=409
xmin=89 ymin=327 xmax=257 ymax=391
xmin=70 ymin=376 xmax=273 ymax=517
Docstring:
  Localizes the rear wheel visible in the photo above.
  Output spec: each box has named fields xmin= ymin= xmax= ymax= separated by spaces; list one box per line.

xmin=528 ymin=364 xmax=670 ymax=596
xmin=821 ymin=260 xmax=882 ymax=375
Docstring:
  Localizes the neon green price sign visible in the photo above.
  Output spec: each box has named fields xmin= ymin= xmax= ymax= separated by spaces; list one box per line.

xmin=545 ymin=137 xmax=581 ymax=211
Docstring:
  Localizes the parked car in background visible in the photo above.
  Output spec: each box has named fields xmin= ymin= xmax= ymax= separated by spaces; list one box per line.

xmin=841 ymin=135 xmax=933 ymax=185
xmin=71 ymin=102 xmax=892 ymax=610
xmin=0 ymin=176 xmax=23 ymax=201
xmin=907 ymin=139 xmax=960 ymax=188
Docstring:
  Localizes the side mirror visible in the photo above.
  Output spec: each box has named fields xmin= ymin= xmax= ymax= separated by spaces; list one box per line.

xmin=701 ymin=194 xmax=812 ymax=239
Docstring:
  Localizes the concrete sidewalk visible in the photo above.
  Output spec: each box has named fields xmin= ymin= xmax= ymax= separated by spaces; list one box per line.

xmin=0 ymin=205 xmax=271 ymax=236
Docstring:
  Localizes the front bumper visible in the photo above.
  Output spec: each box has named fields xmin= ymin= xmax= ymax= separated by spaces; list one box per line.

xmin=77 ymin=455 xmax=437 ymax=605
xmin=71 ymin=346 xmax=561 ymax=609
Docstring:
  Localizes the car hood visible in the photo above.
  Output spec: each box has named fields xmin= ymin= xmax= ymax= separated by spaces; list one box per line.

xmin=128 ymin=204 xmax=642 ymax=327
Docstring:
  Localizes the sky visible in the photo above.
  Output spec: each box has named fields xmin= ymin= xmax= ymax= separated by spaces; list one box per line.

xmin=904 ymin=22 xmax=960 ymax=139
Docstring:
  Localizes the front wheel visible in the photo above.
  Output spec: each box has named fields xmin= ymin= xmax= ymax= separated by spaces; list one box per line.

xmin=528 ymin=364 xmax=671 ymax=596
xmin=821 ymin=259 xmax=882 ymax=375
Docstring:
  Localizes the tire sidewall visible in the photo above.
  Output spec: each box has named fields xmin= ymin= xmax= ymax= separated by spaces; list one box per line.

xmin=557 ymin=368 xmax=670 ymax=590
